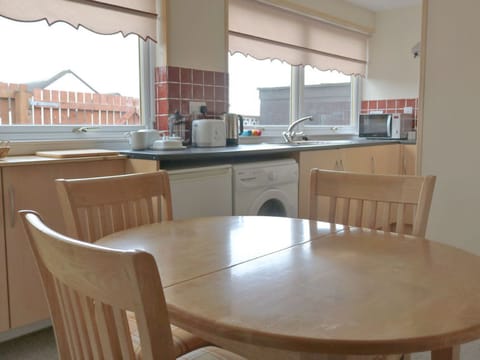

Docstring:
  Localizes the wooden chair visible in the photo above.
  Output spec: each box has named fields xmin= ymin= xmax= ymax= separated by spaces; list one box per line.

xmin=55 ymin=171 xmax=173 ymax=243
xmin=20 ymin=210 xmax=245 ymax=360
xmin=55 ymin=171 xmax=210 ymax=356
xmin=309 ymin=169 xmax=436 ymax=237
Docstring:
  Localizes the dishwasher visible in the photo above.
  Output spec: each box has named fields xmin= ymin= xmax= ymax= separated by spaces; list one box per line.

xmin=167 ymin=165 xmax=232 ymax=219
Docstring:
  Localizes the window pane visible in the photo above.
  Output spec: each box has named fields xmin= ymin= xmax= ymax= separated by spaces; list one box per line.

xmin=0 ymin=17 xmax=141 ymax=127
xmin=303 ymin=66 xmax=352 ymax=126
xmin=228 ymin=53 xmax=290 ymax=126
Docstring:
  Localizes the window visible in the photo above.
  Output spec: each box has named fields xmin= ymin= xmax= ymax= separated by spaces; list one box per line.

xmin=228 ymin=53 xmax=359 ymax=135
xmin=0 ymin=16 xmax=148 ymax=140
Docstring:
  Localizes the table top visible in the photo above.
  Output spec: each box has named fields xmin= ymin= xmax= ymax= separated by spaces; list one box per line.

xmin=97 ymin=216 xmax=480 ymax=357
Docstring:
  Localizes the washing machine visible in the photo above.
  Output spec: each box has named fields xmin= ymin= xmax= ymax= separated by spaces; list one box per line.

xmin=232 ymin=159 xmax=298 ymax=217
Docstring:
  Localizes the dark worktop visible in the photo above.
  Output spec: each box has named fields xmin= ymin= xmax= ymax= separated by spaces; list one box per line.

xmin=120 ymin=138 xmax=415 ymax=163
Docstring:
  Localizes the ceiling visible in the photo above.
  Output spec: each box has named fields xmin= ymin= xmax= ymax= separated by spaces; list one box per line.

xmin=345 ymin=0 xmax=421 ymax=11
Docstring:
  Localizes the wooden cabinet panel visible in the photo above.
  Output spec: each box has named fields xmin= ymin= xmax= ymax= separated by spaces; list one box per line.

xmin=298 ymin=149 xmax=341 ymax=218
xmin=401 ymin=144 xmax=417 ymax=175
xmin=297 ymin=145 xmax=401 ymax=219
xmin=341 ymin=146 xmax=374 ymax=173
xmin=370 ymin=144 xmax=401 ymax=175
xmin=0 ymin=171 xmax=8 ymax=332
xmin=3 ymin=159 xmax=125 ymax=328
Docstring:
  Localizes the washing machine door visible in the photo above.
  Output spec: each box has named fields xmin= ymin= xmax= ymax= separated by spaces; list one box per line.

xmin=248 ymin=189 xmax=297 ymax=217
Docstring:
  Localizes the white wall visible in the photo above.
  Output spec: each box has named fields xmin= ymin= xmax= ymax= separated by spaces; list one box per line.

xmin=421 ymin=0 xmax=480 ymax=254
xmin=166 ymin=0 xmax=226 ymax=71
xmin=275 ymin=0 xmax=375 ymax=31
xmin=362 ymin=6 xmax=421 ymax=100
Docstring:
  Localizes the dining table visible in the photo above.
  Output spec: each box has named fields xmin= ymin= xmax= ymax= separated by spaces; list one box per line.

xmin=96 ymin=215 xmax=480 ymax=360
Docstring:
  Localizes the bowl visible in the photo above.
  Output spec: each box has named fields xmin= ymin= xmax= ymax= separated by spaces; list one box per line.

xmin=0 ymin=146 xmax=10 ymax=158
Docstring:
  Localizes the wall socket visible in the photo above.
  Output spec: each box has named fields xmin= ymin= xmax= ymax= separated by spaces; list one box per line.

xmin=189 ymin=101 xmax=207 ymax=116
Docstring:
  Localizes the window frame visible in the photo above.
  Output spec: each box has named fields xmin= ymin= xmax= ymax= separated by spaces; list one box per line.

xmin=228 ymin=54 xmax=360 ymax=138
xmin=0 ymin=20 xmax=152 ymax=143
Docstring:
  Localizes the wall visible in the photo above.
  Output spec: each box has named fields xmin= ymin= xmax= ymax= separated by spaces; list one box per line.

xmin=421 ymin=0 xmax=480 ymax=254
xmin=262 ymin=0 xmax=375 ymax=32
xmin=363 ymin=6 xmax=421 ymax=100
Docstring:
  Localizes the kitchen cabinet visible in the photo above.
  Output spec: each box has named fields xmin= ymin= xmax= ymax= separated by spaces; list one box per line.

xmin=2 ymin=158 xmax=126 ymax=329
xmin=0 ymin=175 xmax=8 ymax=333
xmin=401 ymin=144 xmax=416 ymax=175
xmin=297 ymin=144 xmax=401 ymax=218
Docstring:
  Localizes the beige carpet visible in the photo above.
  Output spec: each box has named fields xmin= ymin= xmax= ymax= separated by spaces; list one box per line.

xmin=1 ymin=327 xmax=480 ymax=359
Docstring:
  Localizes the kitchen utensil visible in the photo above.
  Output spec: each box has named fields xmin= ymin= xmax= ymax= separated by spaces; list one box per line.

xmin=223 ymin=113 xmax=244 ymax=146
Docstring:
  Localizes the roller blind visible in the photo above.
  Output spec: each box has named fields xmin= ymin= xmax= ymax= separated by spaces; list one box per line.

xmin=229 ymin=0 xmax=368 ymax=76
xmin=0 ymin=0 xmax=158 ymax=41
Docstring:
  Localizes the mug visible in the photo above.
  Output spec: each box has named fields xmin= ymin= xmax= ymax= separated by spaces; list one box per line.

xmin=129 ymin=131 xmax=149 ymax=150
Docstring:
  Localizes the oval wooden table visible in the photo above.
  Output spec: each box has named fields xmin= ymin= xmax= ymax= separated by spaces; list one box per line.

xmin=97 ymin=216 xmax=480 ymax=360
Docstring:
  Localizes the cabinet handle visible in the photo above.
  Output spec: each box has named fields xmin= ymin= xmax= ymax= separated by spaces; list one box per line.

xmin=339 ymin=159 xmax=345 ymax=171
xmin=8 ymin=185 xmax=15 ymax=228
xmin=371 ymin=156 xmax=375 ymax=174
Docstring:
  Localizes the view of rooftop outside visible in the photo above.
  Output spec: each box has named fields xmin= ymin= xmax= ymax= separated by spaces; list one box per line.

xmin=0 ymin=17 xmax=141 ymax=127
xmin=228 ymin=53 xmax=353 ymax=127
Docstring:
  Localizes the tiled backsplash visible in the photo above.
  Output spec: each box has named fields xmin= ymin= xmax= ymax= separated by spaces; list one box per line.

xmin=154 ymin=66 xmax=228 ymax=131
xmin=361 ymin=98 xmax=418 ymax=123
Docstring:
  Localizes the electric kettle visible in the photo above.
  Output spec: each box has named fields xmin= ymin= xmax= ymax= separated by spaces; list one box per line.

xmin=222 ymin=113 xmax=244 ymax=146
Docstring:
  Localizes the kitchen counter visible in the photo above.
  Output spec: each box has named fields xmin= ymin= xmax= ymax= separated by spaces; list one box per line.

xmin=120 ymin=138 xmax=415 ymax=162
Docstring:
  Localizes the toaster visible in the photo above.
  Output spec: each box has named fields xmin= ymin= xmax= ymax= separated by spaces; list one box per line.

xmin=192 ymin=119 xmax=226 ymax=147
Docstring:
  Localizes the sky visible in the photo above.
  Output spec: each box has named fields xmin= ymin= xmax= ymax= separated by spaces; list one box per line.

xmin=0 ymin=17 xmax=140 ymax=97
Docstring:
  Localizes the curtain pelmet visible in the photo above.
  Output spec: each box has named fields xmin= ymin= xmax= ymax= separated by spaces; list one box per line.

xmin=0 ymin=0 xmax=158 ymax=41
xmin=229 ymin=0 xmax=368 ymax=76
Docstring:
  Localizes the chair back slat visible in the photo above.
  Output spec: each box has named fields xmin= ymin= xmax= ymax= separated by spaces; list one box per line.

xmin=20 ymin=210 xmax=177 ymax=360
xmin=56 ymin=171 xmax=173 ymax=243
xmin=309 ymin=169 xmax=436 ymax=237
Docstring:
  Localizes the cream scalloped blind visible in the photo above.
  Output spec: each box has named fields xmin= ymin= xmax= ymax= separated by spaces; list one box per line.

xmin=228 ymin=0 xmax=368 ymax=76
xmin=0 ymin=0 xmax=158 ymax=41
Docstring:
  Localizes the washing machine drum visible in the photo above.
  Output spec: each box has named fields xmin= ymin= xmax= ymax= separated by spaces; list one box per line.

xmin=248 ymin=189 xmax=296 ymax=217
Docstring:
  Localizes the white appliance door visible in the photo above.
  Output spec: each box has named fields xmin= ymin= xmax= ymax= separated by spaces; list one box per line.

xmin=168 ymin=165 xmax=232 ymax=220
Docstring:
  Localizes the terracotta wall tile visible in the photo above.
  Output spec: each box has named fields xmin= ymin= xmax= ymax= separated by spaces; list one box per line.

xmin=180 ymin=68 xmax=192 ymax=83
xmin=193 ymin=69 xmax=203 ymax=84
xmin=215 ymin=72 xmax=226 ymax=86
xmin=167 ymin=67 xmax=180 ymax=82
xmin=204 ymin=85 xmax=214 ymax=100
xmin=181 ymin=84 xmax=192 ymax=99
xmin=193 ymin=84 xmax=203 ymax=100
xmin=204 ymin=71 xmax=214 ymax=86
xmin=168 ymin=83 xmax=180 ymax=99
xmin=154 ymin=65 xmax=229 ymax=130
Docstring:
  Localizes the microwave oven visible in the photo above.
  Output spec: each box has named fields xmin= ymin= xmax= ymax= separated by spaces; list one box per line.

xmin=358 ymin=113 xmax=414 ymax=139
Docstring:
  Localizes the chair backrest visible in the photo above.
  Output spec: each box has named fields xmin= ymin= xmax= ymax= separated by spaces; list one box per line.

xmin=309 ymin=169 xmax=436 ymax=237
xmin=20 ymin=210 xmax=176 ymax=360
xmin=56 ymin=171 xmax=173 ymax=243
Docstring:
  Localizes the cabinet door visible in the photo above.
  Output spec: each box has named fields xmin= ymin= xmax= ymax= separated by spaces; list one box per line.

xmin=298 ymin=149 xmax=341 ymax=218
xmin=4 ymin=159 xmax=125 ymax=328
xmin=341 ymin=146 xmax=374 ymax=173
xmin=370 ymin=144 xmax=400 ymax=175
xmin=342 ymin=145 xmax=400 ymax=174
xmin=401 ymin=144 xmax=417 ymax=175
xmin=0 ymin=170 xmax=8 ymax=332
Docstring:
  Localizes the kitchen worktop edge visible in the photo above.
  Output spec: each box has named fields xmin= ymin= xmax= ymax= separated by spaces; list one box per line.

xmin=120 ymin=139 xmax=414 ymax=161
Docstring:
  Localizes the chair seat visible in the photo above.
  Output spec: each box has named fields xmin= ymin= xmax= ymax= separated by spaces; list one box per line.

xmin=177 ymin=346 xmax=246 ymax=359
xmin=127 ymin=311 xmax=210 ymax=358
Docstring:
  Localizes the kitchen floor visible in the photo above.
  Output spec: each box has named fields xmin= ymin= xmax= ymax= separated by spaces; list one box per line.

xmin=1 ymin=327 xmax=480 ymax=359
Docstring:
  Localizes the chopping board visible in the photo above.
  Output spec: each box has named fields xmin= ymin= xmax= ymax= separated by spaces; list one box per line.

xmin=36 ymin=149 xmax=120 ymax=158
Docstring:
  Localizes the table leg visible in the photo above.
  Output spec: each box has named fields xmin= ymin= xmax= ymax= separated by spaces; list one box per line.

xmin=431 ymin=346 xmax=460 ymax=360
